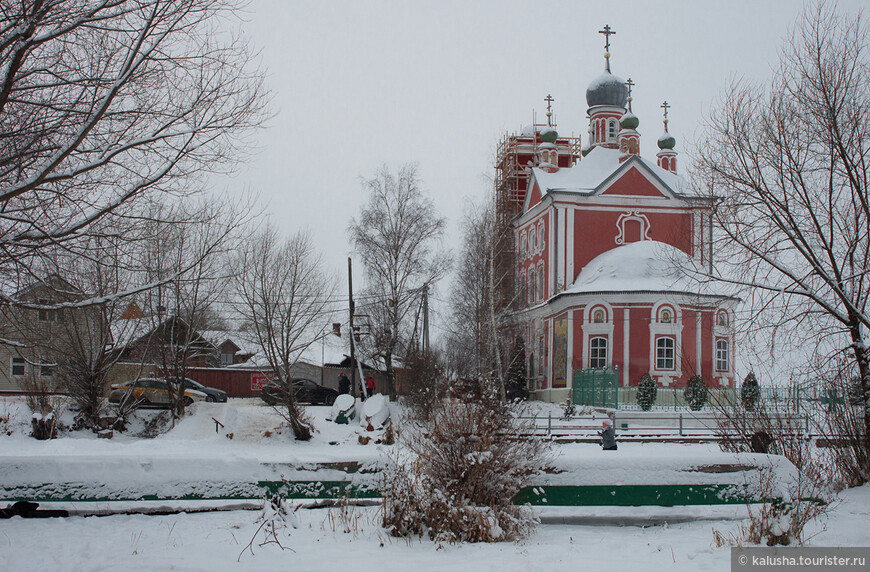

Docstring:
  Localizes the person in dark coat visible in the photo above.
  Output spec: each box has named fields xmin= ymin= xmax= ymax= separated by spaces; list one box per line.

xmin=599 ymin=418 xmax=617 ymax=450
xmin=338 ymin=372 xmax=351 ymax=395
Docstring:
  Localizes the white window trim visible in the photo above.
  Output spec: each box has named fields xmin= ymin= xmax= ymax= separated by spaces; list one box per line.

xmin=614 ymin=211 xmax=651 ymax=245
xmin=11 ymin=357 xmax=25 ymax=377
xmin=655 ymin=336 xmax=676 ymax=371
xmin=582 ymin=303 xmax=614 ymax=369
xmin=589 ymin=336 xmax=608 ymax=369
xmin=715 ymin=339 xmax=729 ymax=373
xmin=649 ymin=300 xmax=683 ymax=381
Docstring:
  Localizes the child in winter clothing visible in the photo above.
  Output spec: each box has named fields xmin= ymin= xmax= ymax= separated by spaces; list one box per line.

xmin=599 ymin=418 xmax=617 ymax=450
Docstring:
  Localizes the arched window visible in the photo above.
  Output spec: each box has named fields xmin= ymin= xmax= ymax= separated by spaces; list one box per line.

xmin=716 ymin=339 xmax=729 ymax=372
xmin=537 ymin=265 xmax=545 ymax=301
xmin=527 ymin=273 xmax=534 ymax=306
xmin=608 ymin=119 xmax=617 ymax=140
xmin=656 ymin=337 xmax=675 ymax=370
xmin=537 ymin=221 xmax=545 ymax=252
xmin=520 ymin=232 xmax=527 ymax=259
xmin=589 ymin=337 xmax=608 ymax=368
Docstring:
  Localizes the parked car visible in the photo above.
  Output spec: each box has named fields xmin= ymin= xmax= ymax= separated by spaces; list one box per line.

xmin=108 ymin=378 xmax=208 ymax=408
xmin=260 ymin=378 xmax=338 ymax=406
xmin=179 ymin=378 xmax=227 ymax=403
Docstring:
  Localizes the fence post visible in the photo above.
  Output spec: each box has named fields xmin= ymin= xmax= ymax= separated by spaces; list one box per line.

xmin=679 ymin=413 xmax=683 ymax=436
xmin=547 ymin=411 xmax=552 ymax=436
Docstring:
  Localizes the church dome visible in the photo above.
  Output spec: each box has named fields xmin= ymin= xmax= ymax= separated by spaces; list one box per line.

xmin=567 ymin=241 xmax=727 ymax=296
xmin=586 ymin=72 xmax=628 ymax=108
xmin=658 ymin=131 xmax=676 ymax=150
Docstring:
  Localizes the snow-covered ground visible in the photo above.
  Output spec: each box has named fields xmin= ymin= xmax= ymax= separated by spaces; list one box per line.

xmin=1 ymin=397 xmax=868 ymax=571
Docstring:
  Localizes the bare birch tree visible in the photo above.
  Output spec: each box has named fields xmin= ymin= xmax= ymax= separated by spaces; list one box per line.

xmin=695 ymin=3 xmax=870 ymax=465
xmin=0 ymin=0 xmax=267 ymax=303
xmin=233 ymin=226 xmax=337 ymax=440
xmin=350 ymin=164 xmax=449 ymax=400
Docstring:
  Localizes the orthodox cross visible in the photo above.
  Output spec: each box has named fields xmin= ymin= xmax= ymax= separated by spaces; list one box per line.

xmin=599 ymin=25 xmax=615 ymax=72
xmin=544 ymin=94 xmax=555 ymax=126
xmin=625 ymin=78 xmax=634 ymax=111
xmin=661 ymin=100 xmax=671 ymax=131
xmin=598 ymin=25 xmax=615 ymax=52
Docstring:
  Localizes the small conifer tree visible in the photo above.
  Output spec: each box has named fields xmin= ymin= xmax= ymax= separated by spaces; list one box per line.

xmin=741 ymin=372 xmax=761 ymax=411
xmin=684 ymin=375 xmax=708 ymax=411
xmin=637 ymin=373 xmax=657 ymax=411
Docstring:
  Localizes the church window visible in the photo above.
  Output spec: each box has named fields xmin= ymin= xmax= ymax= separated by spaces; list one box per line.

xmin=537 ymin=221 xmax=545 ymax=252
xmin=716 ymin=339 xmax=729 ymax=372
xmin=520 ymin=233 xmax=527 ymax=259
xmin=589 ymin=337 xmax=608 ymax=368
xmin=528 ymin=228 xmax=535 ymax=256
xmin=592 ymin=308 xmax=605 ymax=323
xmin=528 ymin=273 xmax=534 ymax=306
xmin=537 ymin=265 xmax=545 ymax=301
xmin=655 ymin=337 xmax=675 ymax=370
xmin=716 ymin=311 xmax=728 ymax=327
xmin=608 ymin=119 xmax=617 ymax=140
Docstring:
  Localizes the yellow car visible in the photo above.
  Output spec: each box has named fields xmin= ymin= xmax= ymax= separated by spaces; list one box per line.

xmin=108 ymin=378 xmax=207 ymax=408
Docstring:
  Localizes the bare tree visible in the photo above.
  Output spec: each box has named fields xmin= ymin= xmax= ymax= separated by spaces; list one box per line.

xmin=695 ymin=3 xmax=870 ymax=463
xmin=139 ymin=198 xmax=244 ymax=421
xmin=350 ymin=164 xmax=449 ymax=400
xmin=233 ymin=226 xmax=337 ymax=440
xmin=0 ymin=0 xmax=267 ymax=303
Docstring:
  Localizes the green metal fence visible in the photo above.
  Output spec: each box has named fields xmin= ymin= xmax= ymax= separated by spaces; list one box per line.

xmin=572 ymin=367 xmax=619 ymax=408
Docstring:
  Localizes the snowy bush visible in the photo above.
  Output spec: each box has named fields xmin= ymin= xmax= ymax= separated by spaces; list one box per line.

xmin=560 ymin=397 xmax=576 ymax=420
xmin=382 ymin=384 xmax=548 ymax=543
xmin=636 ymin=373 xmax=657 ymax=411
xmin=684 ymin=375 xmax=708 ymax=411
xmin=741 ymin=372 xmax=761 ymax=411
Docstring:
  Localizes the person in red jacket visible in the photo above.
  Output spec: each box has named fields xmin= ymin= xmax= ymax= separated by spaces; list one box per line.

xmin=364 ymin=374 xmax=375 ymax=397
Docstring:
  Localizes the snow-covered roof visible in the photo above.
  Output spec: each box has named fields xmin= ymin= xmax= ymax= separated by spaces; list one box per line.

xmin=530 ymin=146 xmax=695 ymax=198
xmin=564 ymin=240 xmax=733 ymax=298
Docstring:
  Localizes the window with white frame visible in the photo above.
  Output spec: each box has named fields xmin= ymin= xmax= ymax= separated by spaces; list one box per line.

xmin=11 ymin=357 xmax=25 ymax=377
xmin=528 ymin=227 xmax=535 ymax=256
xmin=716 ymin=339 xmax=729 ymax=372
xmin=537 ymin=221 xmax=545 ymax=253
xmin=589 ymin=337 xmax=608 ymax=368
xmin=655 ymin=337 xmax=675 ymax=370
xmin=520 ymin=233 xmax=527 ymax=260
xmin=537 ymin=265 xmax=544 ymax=301
xmin=608 ymin=119 xmax=617 ymax=140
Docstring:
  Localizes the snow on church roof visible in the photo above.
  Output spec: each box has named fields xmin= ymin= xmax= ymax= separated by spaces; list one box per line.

xmin=530 ymin=146 xmax=695 ymax=197
xmin=564 ymin=240 xmax=732 ymax=298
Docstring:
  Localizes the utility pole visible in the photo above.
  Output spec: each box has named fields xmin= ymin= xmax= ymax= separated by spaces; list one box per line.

xmin=348 ymin=257 xmax=358 ymax=398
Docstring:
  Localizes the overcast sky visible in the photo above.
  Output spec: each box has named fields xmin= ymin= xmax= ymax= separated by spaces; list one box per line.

xmin=221 ymin=0 xmax=863 ymax=326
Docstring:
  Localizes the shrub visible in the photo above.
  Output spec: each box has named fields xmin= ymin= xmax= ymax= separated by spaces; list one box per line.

xmin=637 ymin=373 xmax=657 ymax=411
xmin=741 ymin=372 xmax=761 ymax=411
xmin=684 ymin=375 xmax=708 ymax=411
xmin=561 ymin=397 xmax=576 ymax=420
xmin=382 ymin=384 xmax=548 ymax=543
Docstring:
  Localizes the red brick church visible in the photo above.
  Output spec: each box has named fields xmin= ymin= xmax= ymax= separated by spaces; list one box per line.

xmin=501 ymin=26 xmax=737 ymax=402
